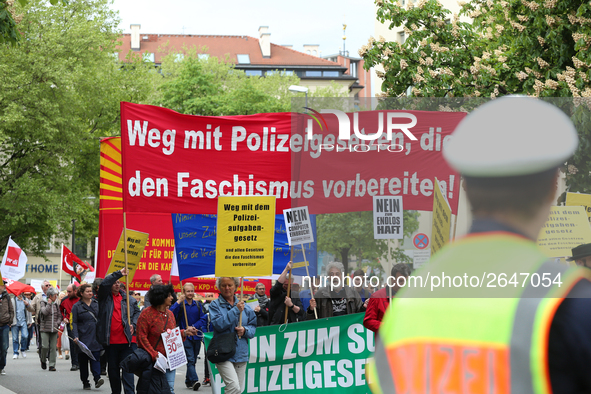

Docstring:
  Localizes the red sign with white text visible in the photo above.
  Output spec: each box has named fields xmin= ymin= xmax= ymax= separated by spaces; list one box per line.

xmin=120 ymin=102 xmax=465 ymax=215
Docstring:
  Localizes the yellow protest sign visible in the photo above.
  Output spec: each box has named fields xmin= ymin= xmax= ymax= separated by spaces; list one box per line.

xmin=537 ymin=206 xmax=591 ymax=257
xmin=106 ymin=229 xmax=149 ymax=284
xmin=565 ymin=192 xmax=591 ymax=223
xmin=431 ymin=178 xmax=451 ymax=255
xmin=215 ymin=196 xmax=276 ymax=277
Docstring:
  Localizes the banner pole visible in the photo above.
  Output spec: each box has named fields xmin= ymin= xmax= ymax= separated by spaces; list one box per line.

xmin=180 ymin=279 xmax=189 ymax=329
xmin=123 ymin=213 xmax=131 ymax=329
xmin=302 ymin=245 xmax=317 ymax=319
xmin=238 ymin=277 xmax=244 ymax=338
xmin=59 ymin=243 xmax=63 ymax=291
xmin=284 ymin=268 xmax=292 ymax=324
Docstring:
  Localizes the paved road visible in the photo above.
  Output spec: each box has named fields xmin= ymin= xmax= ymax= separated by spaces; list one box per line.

xmin=0 ymin=333 xmax=213 ymax=394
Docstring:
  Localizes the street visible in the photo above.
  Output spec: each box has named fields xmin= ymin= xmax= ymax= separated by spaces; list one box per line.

xmin=0 ymin=333 xmax=213 ymax=394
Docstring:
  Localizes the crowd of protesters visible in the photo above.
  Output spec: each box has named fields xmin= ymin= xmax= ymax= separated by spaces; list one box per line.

xmin=0 ymin=258 xmax=408 ymax=392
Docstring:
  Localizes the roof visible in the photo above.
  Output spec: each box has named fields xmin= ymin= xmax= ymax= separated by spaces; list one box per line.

xmin=117 ymin=34 xmax=342 ymax=68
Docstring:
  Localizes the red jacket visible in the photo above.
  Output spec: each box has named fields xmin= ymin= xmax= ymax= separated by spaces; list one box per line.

xmin=59 ymin=296 xmax=79 ymax=322
xmin=362 ymin=287 xmax=394 ymax=333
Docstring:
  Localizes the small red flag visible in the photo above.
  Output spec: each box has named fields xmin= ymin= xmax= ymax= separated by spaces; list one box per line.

xmin=61 ymin=245 xmax=87 ymax=281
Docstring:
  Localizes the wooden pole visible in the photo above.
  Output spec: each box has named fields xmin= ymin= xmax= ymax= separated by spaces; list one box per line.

xmin=284 ymin=268 xmax=292 ymax=324
xmin=123 ymin=213 xmax=131 ymax=329
xmin=180 ymin=279 xmax=189 ymax=329
xmin=302 ymin=246 xmax=317 ymax=319
xmin=238 ymin=277 xmax=244 ymax=338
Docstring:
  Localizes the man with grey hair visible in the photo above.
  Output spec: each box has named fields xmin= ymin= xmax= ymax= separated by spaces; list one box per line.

xmin=268 ymin=262 xmax=305 ymax=325
xmin=26 ymin=279 xmax=51 ymax=364
xmin=142 ymin=274 xmax=163 ymax=309
xmin=307 ymin=261 xmax=364 ymax=319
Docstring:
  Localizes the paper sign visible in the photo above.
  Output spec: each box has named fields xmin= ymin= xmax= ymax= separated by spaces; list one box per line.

xmin=283 ymin=206 xmax=314 ymax=246
xmin=106 ymin=229 xmax=149 ymax=284
xmin=431 ymin=178 xmax=451 ymax=254
xmin=373 ymin=196 xmax=404 ymax=239
xmin=537 ymin=206 xmax=591 ymax=257
xmin=215 ymin=196 xmax=276 ymax=277
xmin=413 ymin=249 xmax=431 ymax=269
xmin=162 ymin=327 xmax=187 ymax=370
xmin=245 ymin=299 xmax=259 ymax=310
xmin=292 ymin=261 xmax=309 ymax=269
xmin=566 ymin=192 xmax=591 ymax=223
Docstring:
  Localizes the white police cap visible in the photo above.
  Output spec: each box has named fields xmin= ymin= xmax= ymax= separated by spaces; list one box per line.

xmin=443 ymin=97 xmax=578 ymax=177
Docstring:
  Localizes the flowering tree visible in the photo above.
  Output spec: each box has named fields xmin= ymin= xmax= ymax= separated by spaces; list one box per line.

xmin=362 ymin=0 xmax=591 ymax=192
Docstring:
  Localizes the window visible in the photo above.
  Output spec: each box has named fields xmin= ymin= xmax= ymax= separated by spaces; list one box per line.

xmin=266 ymin=70 xmax=294 ymax=76
xmin=237 ymin=54 xmax=250 ymax=64
xmin=175 ymin=54 xmax=184 ymax=62
xmin=398 ymin=32 xmax=406 ymax=44
xmin=305 ymin=71 xmax=322 ymax=77
xmin=198 ymin=54 xmax=210 ymax=60
xmin=350 ymin=62 xmax=358 ymax=78
xmin=145 ymin=52 xmax=155 ymax=62
xmin=323 ymin=71 xmax=340 ymax=77
xmin=245 ymin=70 xmax=262 ymax=76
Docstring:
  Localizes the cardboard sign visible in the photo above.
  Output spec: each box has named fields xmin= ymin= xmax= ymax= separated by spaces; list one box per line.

xmin=162 ymin=327 xmax=187 ymax=370
xmin=373 ymin=196 xmax=403 ymax=239
xmin=283 ymin=206 xmax=314 ymax=246
xmin=537 ymin=206 xmax=591 ymax=257
xmin=431 ymin=178 xmax=451 ymax=254
xmin=215 ymin=196 xmax=276 ymax=277
xmin=106 ymin=229 xmax=149 ymax=284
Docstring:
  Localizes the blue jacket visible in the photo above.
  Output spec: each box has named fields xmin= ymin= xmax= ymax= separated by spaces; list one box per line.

xmin=71 ymin=299 xmax=102 ymax=352
xmin=169 ymin=299 xmax=208 ymax=341
xmin=209 ymin=295 xmax=256 ymax=363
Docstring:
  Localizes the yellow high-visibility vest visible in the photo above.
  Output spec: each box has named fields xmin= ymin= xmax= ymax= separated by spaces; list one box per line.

xmin=368 ymin=233 xmax=591 ymax=394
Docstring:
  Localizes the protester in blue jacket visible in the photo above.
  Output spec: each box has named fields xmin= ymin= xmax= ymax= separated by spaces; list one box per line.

xmin=72 ymin=284 xmax=104 ymax=390
xmin=209 ymin=277 xmax=256 ymax=394
xmin=169 ymin=283 xmax=208 ymax=391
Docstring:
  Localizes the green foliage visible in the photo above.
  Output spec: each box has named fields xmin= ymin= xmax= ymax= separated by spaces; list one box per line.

xmin=362 ymin=0 xmax=591 ymax=192
xmin=154 ymin=48 xmax=300 ymax=115
xmin=0 ymin=0 xmax=155 ymax=255
xmin=153 ymin=47 xmax=351 ymax=116
xmin=0 ymin=0 xmax=67 ymax=45
xmin=317 ymin=210 xmax=419 ymax=273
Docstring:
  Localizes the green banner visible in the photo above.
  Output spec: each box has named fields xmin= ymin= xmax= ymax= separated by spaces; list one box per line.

xmin=204 ymin=313 xmax=374 ymax=393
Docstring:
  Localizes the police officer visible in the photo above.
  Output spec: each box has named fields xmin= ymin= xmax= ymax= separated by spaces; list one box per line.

xmin=369 ymin=97 xmax=591 ymax=394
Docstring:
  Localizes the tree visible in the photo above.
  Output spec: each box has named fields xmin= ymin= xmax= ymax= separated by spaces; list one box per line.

xmin=317 ymin=210 xmax=419 ymax=274
xmin=0 ymin=0 xmax=156 ymax=255
xmin=1 ymin=0 xmax=66 ymax=45
xmin=362 ymin=0 xmax=591 ymax=192
xmin=153 ymin=48 xmax=350 ymax=116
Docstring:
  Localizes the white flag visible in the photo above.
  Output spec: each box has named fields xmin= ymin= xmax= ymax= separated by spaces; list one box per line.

xmin=1 ymin=237 xmax=28 ymax=280
xmin=170 ymin=246 xmax=179 ymax=277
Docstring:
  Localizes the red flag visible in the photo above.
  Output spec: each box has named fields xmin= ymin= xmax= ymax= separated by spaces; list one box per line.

xmin=61 ymin=245 xmax=85 ymax=281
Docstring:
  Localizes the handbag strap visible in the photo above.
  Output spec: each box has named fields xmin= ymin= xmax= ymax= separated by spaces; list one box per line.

xmin=155 ymin=312 xmax=169 ymax=350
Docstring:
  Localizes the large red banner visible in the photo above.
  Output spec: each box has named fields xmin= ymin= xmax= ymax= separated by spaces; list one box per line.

xmin=121 ymin=102 xmax=465 ymax=215
xmin=97 ymin=137 xmax=271 ymax=292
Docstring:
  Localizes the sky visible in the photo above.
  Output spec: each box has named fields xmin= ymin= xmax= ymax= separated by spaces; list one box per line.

xmin=109 ymin=0 xmax=376 ymax=58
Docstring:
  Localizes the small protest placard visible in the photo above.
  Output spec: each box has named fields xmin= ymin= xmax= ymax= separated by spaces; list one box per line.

xmin=373 ymin=196 xmax=403 ymax=239
xmin=283 ymin=206 xmax=314 ymax=246
xmin=537 ymin=206 xmax=591 ymax=257
xmin=161 ymin=327 xmax=187 ymax=370
xmin=106 ymin=229 xmax=149 ymax=284
xmin=215 ymin=196 xmax=276 ymax=277
xmin=431 ymin=178 xmax=452 ymax=254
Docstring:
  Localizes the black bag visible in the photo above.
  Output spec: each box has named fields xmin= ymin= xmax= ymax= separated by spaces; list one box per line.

xmin=121 ymin=314 xmax=168 ymax=377
xmin=206 ymin=332 xmax=237 ymax=363
xmin=120 ymin=348 xmax=153 ymax=377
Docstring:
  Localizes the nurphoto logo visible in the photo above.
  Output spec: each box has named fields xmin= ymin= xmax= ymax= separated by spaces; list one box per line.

xmin=304 ymin=108 xmax=419 ymax=153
